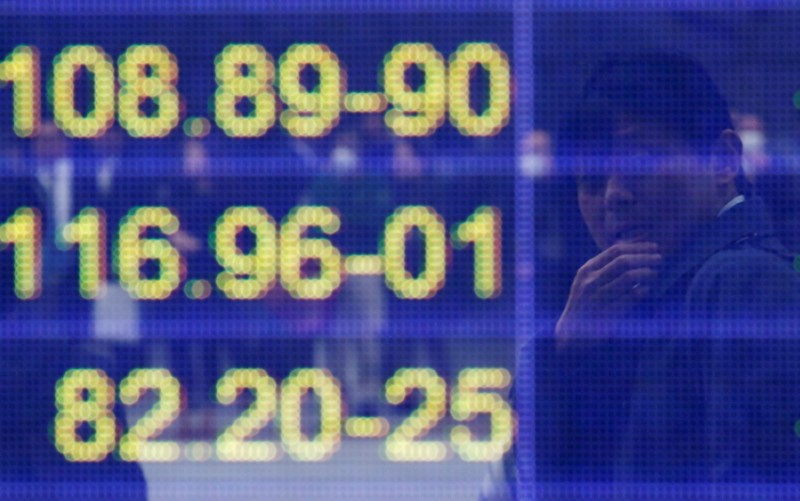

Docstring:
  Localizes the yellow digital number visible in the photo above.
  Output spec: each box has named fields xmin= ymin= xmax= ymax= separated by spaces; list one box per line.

xmin=383 ymin=43 xmax=447 ymax=137
xmin=213 ymin=206 xmax=278 ymax=300
xmin=450 ymin=368 xmax=514 ymax=462
xmin=61 ymin=208 xmax=106 ymax=299
xmin=118 ymin=45 xmax=180 ymax=138
xmin=280 ymin=368 xmax=342 ymax=461
xmin=383 ymin=206 xmax=446 ymax=299
xmin=452 ymin=206 xmax=502 ymax=299
xmin=214 ymin=44 xmax=276 ymax=138
xmin=385 ymin=368 xmax=448 ymax=462
xmin=117 ymin=207 xmax=183 ymax=300
xmin=448 ymin=43 xmax=511 ymax=136
xmin=118 ymin=368 xmax=182 ymax=462
xmin=0 ymin=45 xmax=40 ymax=137
xmin=0 ymin=207 xmax=41 ymax=300
xmin=216 ymin=368 xmax=279 ymax=462
xmin=278 ymin=44 xmax=342 ymax=137
xmin=52 ymin=45 xmax=115 ymax=138
xmin=280 ymin=206 xmax=342 ymax=300
xmin=54 ymin=369 xmax=117 ymax=462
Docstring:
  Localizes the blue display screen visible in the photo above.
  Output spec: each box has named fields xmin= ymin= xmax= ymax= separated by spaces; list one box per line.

xmin=3 ymin=3 xmax=800 ymax=501
xmin=0 ymin=8 xmax=519 ymax=501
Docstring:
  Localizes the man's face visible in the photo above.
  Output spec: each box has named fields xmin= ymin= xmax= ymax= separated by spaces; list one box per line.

xmin=576 ymin=122 xmax=720 ymax=254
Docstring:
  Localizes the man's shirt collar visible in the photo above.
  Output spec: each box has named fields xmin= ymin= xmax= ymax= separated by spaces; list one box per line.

xmin=716 ymin=194 xmax=746 ymax=219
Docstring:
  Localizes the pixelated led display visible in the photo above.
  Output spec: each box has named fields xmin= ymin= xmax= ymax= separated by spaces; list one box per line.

xmin=4 ymin=5 xmax=800 ymax=501
xmin=51 ymin=365 xmax=513 ymax=464
xmin=0 ymin=41 xmax=510 ymax=140
xmin=0 ymin=12 xmax=518 ymax=500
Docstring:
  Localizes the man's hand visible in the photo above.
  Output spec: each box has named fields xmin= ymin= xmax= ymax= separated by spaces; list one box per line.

xmin=555 ymin=242 xmax=662 ymax=349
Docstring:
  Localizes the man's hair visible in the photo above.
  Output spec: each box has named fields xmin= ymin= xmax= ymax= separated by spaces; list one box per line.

xmin=558 ymin=52 xmax=749 ymax=193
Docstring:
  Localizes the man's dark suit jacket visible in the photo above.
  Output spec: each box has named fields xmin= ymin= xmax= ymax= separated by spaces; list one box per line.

xmin=530 ymin=196 xmax=800 ymax=489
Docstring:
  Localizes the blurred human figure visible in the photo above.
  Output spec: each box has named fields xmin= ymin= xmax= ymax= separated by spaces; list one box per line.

xmin=1 ymin=124 xmax=147 ymax=499
xmin=519 ymin=130 xmax=554 ymax=178
xmin=90 ymin=127 xmax=140 ymax=343
xmin=0 ymin=142 xmax=37 ymax=317
xmin=734 ymin=113 xmax=800 ymax=253
xmin=385 ymin=138 xmax=458 ymax=389
xmin=31 ymin=121 xmax=86 ymax=328
xmin=142 ymin=139 xmax=220 ymax=437
xmin=35 ymin=122 xmax=72 ymax=248
xmin=524 ymin=131 xmax=561 ymax=289
xmin=486 ymin=54 xmax=800 ymax=500
xmin=734 ymin=112 xmax=771 ymax=183
xmin=307 ymin=129 xmax=390 ymax=416
xmin=391 ymin=140 xmax=424 ymax=178
xmin=548 ymin=52 xmax=800 ymax=485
